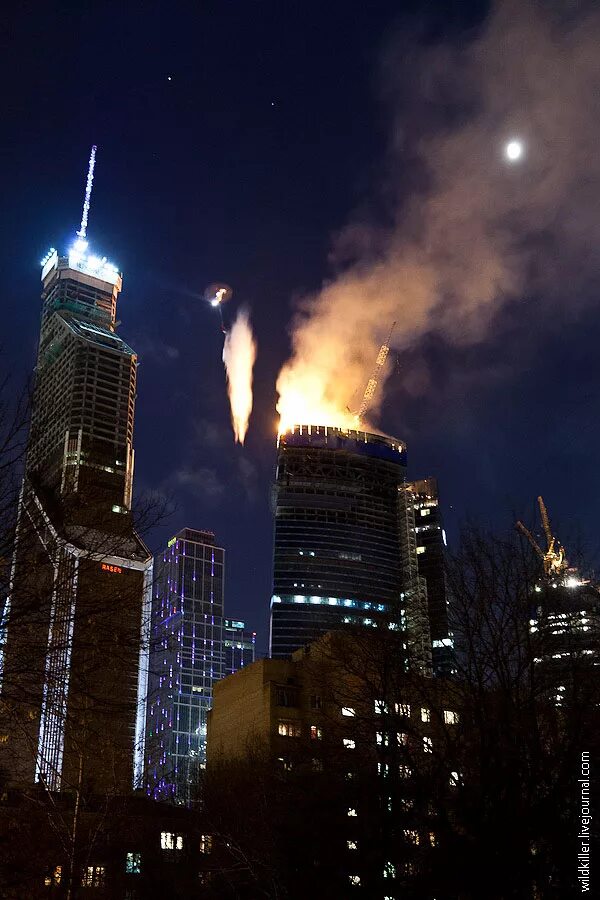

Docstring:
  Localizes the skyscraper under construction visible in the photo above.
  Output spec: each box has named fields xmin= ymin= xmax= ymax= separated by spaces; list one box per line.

xmin=270 ymin=425 xmax=433 ymax=673
xmin=0 ymin=149 xmax=152 ymax=794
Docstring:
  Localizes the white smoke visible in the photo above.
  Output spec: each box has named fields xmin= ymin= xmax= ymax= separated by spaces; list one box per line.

xmin=277 ymin=0 xmax=600 ymax=429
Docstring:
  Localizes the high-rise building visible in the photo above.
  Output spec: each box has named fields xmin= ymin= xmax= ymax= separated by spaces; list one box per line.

xmin=146 ymin=528 xmax=225 ymax=804
xmin=270 ymin=425 xmax=431 ymax=672
xmin=530 ymin=577 xmax=600 ymax=701
xmin=224 ymin=619 xmax=256 ymax=676
xmin=407 ymin=478 xmax=454 ymax=676
xmin=0 ymin=154 xmax=151 ymax=793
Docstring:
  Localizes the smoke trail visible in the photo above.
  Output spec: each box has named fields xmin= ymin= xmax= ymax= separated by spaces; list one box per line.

xmin=223 ymin=308 xmax=257 ymax=444
xmin=277 ymin=0 xmax=600 ymax=430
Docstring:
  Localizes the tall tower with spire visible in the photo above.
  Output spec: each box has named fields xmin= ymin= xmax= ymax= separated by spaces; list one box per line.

xmin=0 ymin=149 xmax=152 ymax=794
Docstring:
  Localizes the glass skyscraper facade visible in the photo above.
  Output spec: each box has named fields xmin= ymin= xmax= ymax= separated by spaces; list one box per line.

xmin=146 ymin=528 xmax=225 ymax=804
xmin=0 ymin=231 xmax=151 ymax=794
xmin=224 ymin=619 xmax=256 ymax=676
xmin=270 ymin=425 xmax=431 ymax=671
xmin=407 ymin=478 xmax=454 ymax=676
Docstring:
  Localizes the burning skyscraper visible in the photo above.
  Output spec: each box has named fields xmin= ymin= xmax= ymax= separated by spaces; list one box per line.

xmin=270 ymin=425 xmax=432 ymax=673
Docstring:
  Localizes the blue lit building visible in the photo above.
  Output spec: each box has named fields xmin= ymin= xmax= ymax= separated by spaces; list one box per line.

xmin=270 ymin=425 xmax=432 ymax=672
xmin=224 ymin=619 xmax=256 ymax=676
xmin=146 ymin=528 xmax=225 ymax=804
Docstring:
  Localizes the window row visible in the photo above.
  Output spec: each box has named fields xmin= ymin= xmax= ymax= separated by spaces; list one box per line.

xmin=375 ymin=700 xmax=459 ymax=724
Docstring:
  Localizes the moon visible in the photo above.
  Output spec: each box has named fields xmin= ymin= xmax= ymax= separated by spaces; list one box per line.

xmin=505 ymin=139 xmax=524 ymax=162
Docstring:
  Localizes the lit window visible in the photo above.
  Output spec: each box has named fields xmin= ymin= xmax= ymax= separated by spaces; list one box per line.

xmin=375 ymin=699 xmax=388 ymax=715
xmin=421 ymin=707 xmax=430 ymax=723
xmin=423 ymin=736 xmax=433 ymax=753
xmin=395 ymin=702 xmax=410 ymax=717
xmin=125 ymin=852 xmax=141 ymax=874
xmin=343 ymin=738 xmax=356 ymax=749
xmin=429 ymin=832 xmax=437 ymax=846
xmin=44 ymin=866 xmax=62 ymax=887
xmin=347 ymin=840 xmax=358 ymax=850
xmin=420 ymin=508 xmax=431 ymax=517
xmin=416 ymin=546 xmax=426 ymax=554
xmin=161 ymin=832 xmax=183 ymax=851
xmin=376 ymin=731 xmax=389 ymax=746
xmin=349 ymin=875 xmax=361 ymax=885
xmin=347 ymin=807 xmax=358 ymax=817
xmin=449 ymin=771 xmax=461 ymax=787
xmin=199 ymin=834 xmax=213 ymax=854
xmin=443 ymin=710 xmax=458 ymax=725
xmin=404 ymin=829 xmax=420 ymax=845
xmin=310 ymin=725 xmax=322 ymax=740
xmin=278 ymin=720 xmax=301 ymax=737
xmin=81 ymin=866 xmax=105 ymax=887
xmin=342 ymin=707 xmax=355 ymax=717
xmin=397 ymin=732 xmax=408 ymax=746
xmin=400 ymin=798 xmax=414 ymax=811
xmin=399 ymin=765 xmax=412 ymax=778
xmin=383 ymin=861 xmax=396 ymax=878
xmin=377 ymin=762 xmax=390 ymax=776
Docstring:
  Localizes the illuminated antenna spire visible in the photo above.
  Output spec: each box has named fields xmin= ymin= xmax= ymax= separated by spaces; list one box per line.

xmin=77 ymin=145 xmax=97 ymax=238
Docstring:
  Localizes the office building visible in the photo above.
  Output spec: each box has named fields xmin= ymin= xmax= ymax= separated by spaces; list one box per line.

xmin=224 ymin=619 xmax=256 ymax=676
xmin=518 ymin=497 xmax=600 ymax=699
xmin=146 ymin=528 xmax=225 ymax=804
xmin=0 ymin=162 xmax=151 ymax=794
xmin=407 ymin=478 xmax=454 ymax=676
xmin=530 ymin=577 xmax=600 ymax=700
xmin=207 ymin=631 xmax=463 ymax=897
xmin=270 ymin=425 xmax=431 ymax=672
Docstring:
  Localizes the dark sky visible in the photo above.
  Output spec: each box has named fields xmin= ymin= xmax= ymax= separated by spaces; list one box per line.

xmin=3 ymin=0 xmax=599 ymax=654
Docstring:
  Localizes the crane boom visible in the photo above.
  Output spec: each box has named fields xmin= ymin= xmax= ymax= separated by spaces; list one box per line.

xmin=356 ymin=321 xmax=396 ymax=422
xmin=515 ymin=520 xmax=545 ymax=561
xmin=538 ymin=496 xmax=553 ymax=550
xmin=516 ymin=496 xmax=568 ymax=577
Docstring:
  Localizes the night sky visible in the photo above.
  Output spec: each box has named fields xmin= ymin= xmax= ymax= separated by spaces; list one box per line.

xmin=3 ymin=1 xmax=599 ymax=653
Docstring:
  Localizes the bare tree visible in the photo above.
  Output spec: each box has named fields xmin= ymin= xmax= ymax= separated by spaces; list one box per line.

xmin=202 ymin=522 xmax=599 ymax=899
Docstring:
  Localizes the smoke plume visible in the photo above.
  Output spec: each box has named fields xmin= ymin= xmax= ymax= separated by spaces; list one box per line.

xmin=277 ymin=0 xmax=600 ymax=431
xmin=223 ymin=309 xmax=257 ymax=444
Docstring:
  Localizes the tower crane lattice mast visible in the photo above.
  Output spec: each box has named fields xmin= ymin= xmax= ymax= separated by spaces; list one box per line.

xmin=356 ymin=321 xmax=396 ymax=423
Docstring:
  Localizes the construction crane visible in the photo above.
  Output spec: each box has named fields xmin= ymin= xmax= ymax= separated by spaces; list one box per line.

xmin=516 ymin=496 xmax=568 ymax=578
xmin=353 ymin=321 xmax=396 ymax=423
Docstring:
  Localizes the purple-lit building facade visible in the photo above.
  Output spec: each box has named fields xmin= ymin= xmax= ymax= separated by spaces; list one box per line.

xmin=145 ymin=528 xmax=225 ymax=804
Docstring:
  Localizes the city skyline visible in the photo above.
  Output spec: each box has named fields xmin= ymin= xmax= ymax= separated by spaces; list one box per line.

xmin=3 ymin=0 xmax=600 ymax=655
xmin=1 ymin=2 xmax=599 ymax=895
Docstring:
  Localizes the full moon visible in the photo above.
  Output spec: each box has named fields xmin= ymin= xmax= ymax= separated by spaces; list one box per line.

xmin=505 ymin=139 xmax=524 ymax=162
